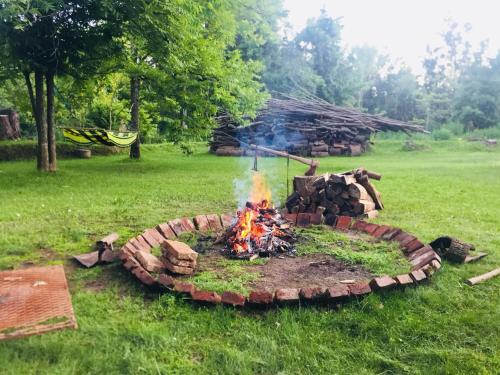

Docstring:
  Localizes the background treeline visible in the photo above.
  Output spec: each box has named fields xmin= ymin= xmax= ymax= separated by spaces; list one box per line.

xmin=1 ymin=1 xmax=499 ymax=146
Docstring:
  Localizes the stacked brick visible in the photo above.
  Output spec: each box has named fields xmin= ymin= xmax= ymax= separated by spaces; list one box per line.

xmin=120 ymin=211 xmax=443 ymax=309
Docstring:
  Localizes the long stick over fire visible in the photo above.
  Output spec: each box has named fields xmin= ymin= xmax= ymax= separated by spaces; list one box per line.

xmin=248 ymin=144 xmax=319 ymax=176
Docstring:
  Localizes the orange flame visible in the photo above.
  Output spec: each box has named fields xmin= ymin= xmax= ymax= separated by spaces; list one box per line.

xmin=249 ymin=172 xmax=272 ymax=204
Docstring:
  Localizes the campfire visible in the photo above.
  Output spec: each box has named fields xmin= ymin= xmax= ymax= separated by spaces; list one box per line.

xmin=224 ymin=173 xmax=296 ymax=258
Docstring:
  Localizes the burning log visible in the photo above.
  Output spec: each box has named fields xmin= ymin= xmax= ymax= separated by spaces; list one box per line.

xmin=223 ymin=200 xmax=296 ymax=259
xmin=286 ymin=168 xmax=383 ymax=220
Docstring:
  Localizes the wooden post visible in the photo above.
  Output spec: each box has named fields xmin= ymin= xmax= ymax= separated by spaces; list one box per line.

xmin=466 ymin=268 xmax=500 ymax=286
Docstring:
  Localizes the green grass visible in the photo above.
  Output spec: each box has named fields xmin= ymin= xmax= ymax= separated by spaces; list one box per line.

xmin=0 ymin=140 xmax=499 ymax=374
xmin=295 ymin=226 xmax=410 ymax=275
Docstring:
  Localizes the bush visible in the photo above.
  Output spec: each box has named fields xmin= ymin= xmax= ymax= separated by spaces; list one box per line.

xmin=442 ymin=122 xmax=464 ymax=136
xmin=432 ymin=128 xmax=453 ymax=140
xmin=467 ymin=124 xmax=500 ymax=140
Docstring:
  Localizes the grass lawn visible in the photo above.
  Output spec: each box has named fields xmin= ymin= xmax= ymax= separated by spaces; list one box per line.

xmin=0 ymin=140 xmax=499 ymax=374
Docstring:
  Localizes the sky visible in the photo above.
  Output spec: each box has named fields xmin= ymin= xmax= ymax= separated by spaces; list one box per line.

xmin=282 ymin=0 xmax=500 ymax=76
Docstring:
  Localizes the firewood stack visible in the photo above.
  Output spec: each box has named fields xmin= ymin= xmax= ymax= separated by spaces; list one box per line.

xmin=210 ymin=96 xmax=425 ymax=157
xmin=285 ymin=168 xmax=383 ymax=223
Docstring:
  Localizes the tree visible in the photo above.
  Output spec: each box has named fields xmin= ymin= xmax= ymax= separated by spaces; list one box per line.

xmin=0 ymin=0 xmax=133 ymax=171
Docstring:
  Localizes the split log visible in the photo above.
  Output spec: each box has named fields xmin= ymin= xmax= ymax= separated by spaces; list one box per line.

xmin=348 ymin=183 xmax=370 ymax=200
xmin=358 ymin=175 xmax=384 ymax=209
xmin=430 ymin=236 xmax=474 ymax=263
xmin=465 ymin=268 xmax=500 ymax=286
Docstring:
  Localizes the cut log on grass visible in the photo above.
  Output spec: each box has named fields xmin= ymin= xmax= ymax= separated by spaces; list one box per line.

xmin=430 ymin=236 xmax=475 ymax=263
xmin=465 ymin=268 xmax=500 ymax=286
xmin=464 ymin=252 xmax=487 ymax=263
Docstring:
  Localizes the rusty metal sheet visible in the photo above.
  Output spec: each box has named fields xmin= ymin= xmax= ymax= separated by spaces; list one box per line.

xmin=0 ymin=265 xmax=77 ymax=340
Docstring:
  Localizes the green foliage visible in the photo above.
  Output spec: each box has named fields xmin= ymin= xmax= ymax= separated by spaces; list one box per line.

xmin=432 ymin=128 xmax=453 ymax=140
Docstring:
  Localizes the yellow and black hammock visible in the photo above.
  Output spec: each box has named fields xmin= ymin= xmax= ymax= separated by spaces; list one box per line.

xmin=63 ymin=128 xmax=138 ymax=148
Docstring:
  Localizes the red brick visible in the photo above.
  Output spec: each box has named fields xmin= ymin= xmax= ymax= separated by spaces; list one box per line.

xmin=431 ymin=259 xmax=441 ymax=270
xmin=409 ymin=269 xmax=427 ymax=283
xmin=400 ymin=235 xmax=417 ymax=248
xmin=120 ymin=243 xmax=136 ymax=260
xmin=123 ymin=256 xmax=141 ymax=271
xmin=369 ymin=276 xmax=397 ymax=290
xmin=220 ymin=213 xmax=234 ymax=228
xmin=206 ymin=214 xmax=223 ymax=232
xmin=309 ymin=213 xmax=322 ymax=225
xmin=299 ymin=287 xmax=327 ymax=300
xmin=404 ymin=238 xmax=425 ymax=253
xmin=351 ymin=219 xmax=368 ymax=231
xmin=141 ymin=232 xmax=159 ymax=248
xmin=191 ymin=290 xmax=221 ymax=304
xmin=248 ymin=290 xmax=274 ymax=305
xmin=131 ymin=266 xmax=156 ymax=286
xmin=129 ymin=237 xmax=150 ymax=252
xmin=193 ymin=215 xmax=211 ymax=232
xmin=363 ymin=223 xmax=379 ymax=235
xmin=275 ymin=288 xmax=300 ymax=303
xmin=168 ymin=218 xmax=188 ymax=236
xmin=411 ymin=249 xmax=440 ymax=270
xmin=135 ymin=250 xmax=165 ymax=273
xmin=162 ymin=240 xmax=198 ymax=261
xmin=148 ymin=228 xmax=169 ymax=245
xmin=173 ymin=282 xmax=195 ymax=294
xmin=335 ymin=216 xmax=353 ymax=230
xmin=393 ymin=231 xmax=410 ymax=243
xmin=283 ymin=213 xmax=298 ymax=224
xmin=394 ymin=274 xmax=413 ymax=286
xmin=297 ymin=213 xmax=311 ymax=227
xmin=348 ymin=282 xmax=372 ymax=296
xmin=156 ymin=223 xmax=176 ymax=239
xmin=180 ymin=217 xmax=195 ymax=232
xmin=371 ymin=225 xmax=391 ymax=238
xmin=158 ymin=274 xmax=176 ymax=288
xmin=221 ymin=291 xmax=246 ymax=307
xmin=326 ymin=285 xmax=350 ymax=301
xmin=408 ymin=245 xmax=433 ymax=261
xmin=381 ymin=228 xmax=402 ymax=241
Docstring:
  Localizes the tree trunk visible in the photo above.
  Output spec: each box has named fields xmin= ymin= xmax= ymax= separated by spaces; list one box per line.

xmin=129 ymin=76 xmax=141 ymax=159
xmin=24 ymin=71 xmax=40 ymax=168
xmin=46 ymin=70 xmax=57 ymax=172
xmin=35 ymin=70 xmax=49 ymax=171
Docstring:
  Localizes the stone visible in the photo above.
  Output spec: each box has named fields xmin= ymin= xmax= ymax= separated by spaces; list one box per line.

xmin=221 ymin=291 xmax=246 ymax=307
xmin=394 ymin=274 xmax=413 ymax=286
xmin=369 ymin=276 xmax=397 ymax=290
xmin=248 ymin=290 xmax=274 ymax=305
xmin=371 ymin=225 xmax=391 ymax=238
xmin=275 ymin=288 xmax=300 ymax=303
xmin=220 ymin=214 xmax=234 ymax=228
xmin=156 ymin=223 xmax=176 ymax=239
xmin=348 ymin=282 xmax=372 ymax=296
xmin=168 ymin=218 xmax=189 ymax=236
xmin=191 ymin=290 xmax=221 ymax=304
xmin=162 ymin=240 xmax=198 ymax=261
xmin=131 ymin=267 xmax=156 ymax=286
xmin=410 ymin=269 xmax=427 ymax=283
xmin=335 ymin=216 xmax=352 ymax=230
xmin=297 ymin=213 xmax=310 ymax=227
xmin=163 ymin=259 xmax=194 ymax=275
xmin=283 ymin=213 xmax=298 ymax=224
xmin=173 ymin=282 xmax=196 ymax=294
xmin=299 ymin=287 xmax=327 ymax=300
xmin=193 ymin=215 xmax=211 ymax=232
xmin=206 ymin=214 xmax=223 ymax=232
xmin=326 ymin=285 xmax=350 ymax=301
xmin=309 ymin=213 xmax=322 ymax=225
xmin=135 ymin=250 xmax=165 ymax=273
xmin=158 ymin=274 xmax=176 ymax=288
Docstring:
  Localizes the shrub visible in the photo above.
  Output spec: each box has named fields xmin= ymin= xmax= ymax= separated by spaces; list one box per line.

xmin=432 ymin=128 xmax=453 ymax=140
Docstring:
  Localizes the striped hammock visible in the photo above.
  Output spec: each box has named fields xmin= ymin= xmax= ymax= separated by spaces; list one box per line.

xmin=63 ymin=128 xmax=138 ymax=148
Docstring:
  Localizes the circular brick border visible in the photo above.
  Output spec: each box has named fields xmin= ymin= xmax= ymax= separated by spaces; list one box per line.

xmin=119 ymin=213 xmax=442 ymax=308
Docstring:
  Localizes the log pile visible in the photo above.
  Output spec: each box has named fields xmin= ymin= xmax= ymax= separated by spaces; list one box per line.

xmin=285 ymin=168 xmax=383 ymax=223
xmin=210 ymin=96 xmax=425 ymax=157
xmin=0 ymin=109 xmax=21 ymax=140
